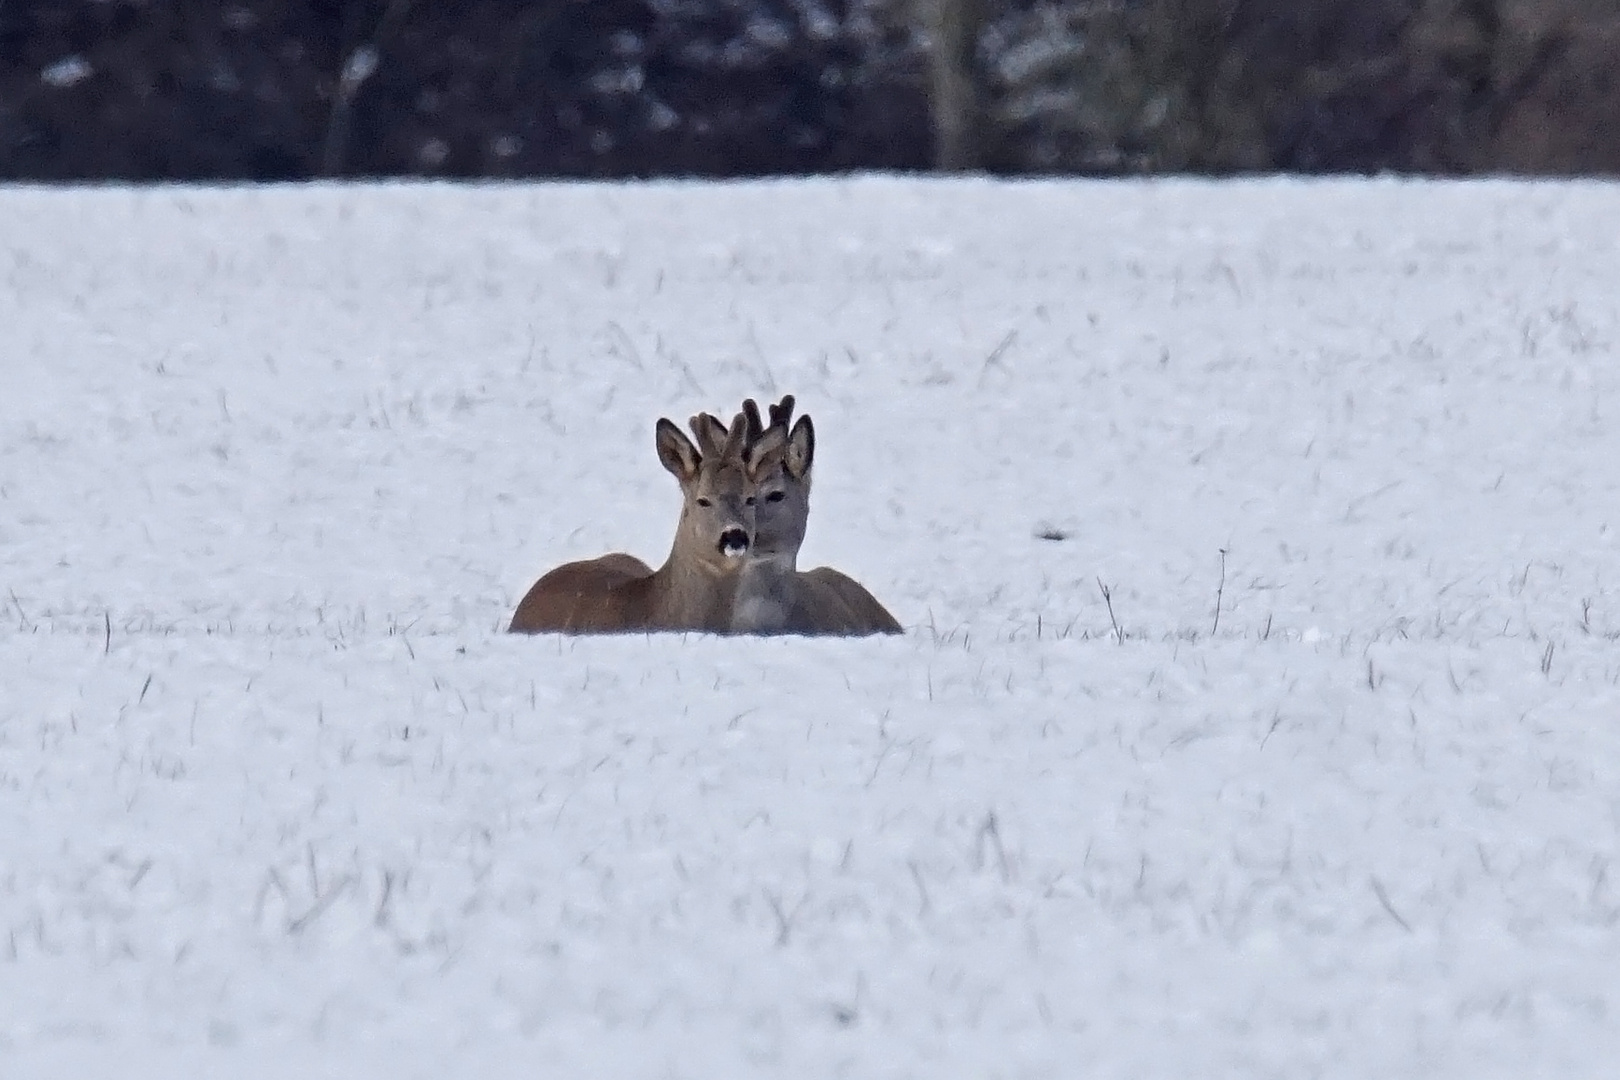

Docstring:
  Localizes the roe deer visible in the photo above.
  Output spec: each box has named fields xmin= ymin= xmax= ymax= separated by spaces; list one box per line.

xmin=706 ymin=395 xmax=901 ymax=636
xmin=508 ymin=413 xmax=786 ymax=634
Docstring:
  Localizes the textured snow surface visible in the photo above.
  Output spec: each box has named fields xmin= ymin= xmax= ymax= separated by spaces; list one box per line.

xmin=3 ymin=177 xmax=1620 ymax=1078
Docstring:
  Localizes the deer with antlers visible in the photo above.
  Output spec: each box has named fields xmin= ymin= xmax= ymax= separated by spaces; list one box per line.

xmin=509 ymin=398 xmax=899 ymax=636
xmin=508 ymin=412 xmax=786 ymax=634
xmin=696 ymin=395 xmax=901 ymax=636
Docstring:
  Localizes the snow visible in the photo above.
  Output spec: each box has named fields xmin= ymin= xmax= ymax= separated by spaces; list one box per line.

xmin=3 ymin=176 xmax=1620 ymax=1077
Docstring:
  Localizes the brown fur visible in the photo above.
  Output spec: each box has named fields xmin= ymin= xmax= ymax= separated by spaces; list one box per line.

xmin=509 ymin=414 xmax=785 ymax=634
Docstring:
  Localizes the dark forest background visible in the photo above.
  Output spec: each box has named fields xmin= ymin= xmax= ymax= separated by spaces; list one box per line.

xmin=2 ymin=0 xmax=1617 ymax=181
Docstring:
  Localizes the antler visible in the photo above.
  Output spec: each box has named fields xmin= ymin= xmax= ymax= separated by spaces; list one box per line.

xmin=690 ymin=408 xmax=773 ymax=469
xmin=720 ymin=411 xmax=749 ymax=463
xmin=742 ymin=395 xmax=795 ymax=444
xmin=688 ymin=412 xmax=730 ymax=459
xmin=768 ymin=394 xmax=795 ymax=429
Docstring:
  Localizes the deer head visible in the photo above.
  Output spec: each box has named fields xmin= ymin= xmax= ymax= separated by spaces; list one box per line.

xmin=656 ymin=410 xmax=786 ymax=575
xmin=739 ymin=395 xmax=815 ymax=569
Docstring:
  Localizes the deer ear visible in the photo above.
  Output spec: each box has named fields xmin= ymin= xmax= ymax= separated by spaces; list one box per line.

xmin=655 ymin=418 xmax=701 ymax=483
xmin=745 ymin=424 xmax=788 ymax=481
xmin=768 ymin=394 xmax=796 ymax=429
xmin=785 ymin=414 xmax=814 ymax=479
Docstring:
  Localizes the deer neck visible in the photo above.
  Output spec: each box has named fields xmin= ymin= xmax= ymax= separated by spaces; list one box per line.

xmin=731 ymin=558 xmax=800 ymax=634
xmin=636 ymin=549 xmax=744 ymax=632
xmin=748 ymin=549 xmax=798 ymax=573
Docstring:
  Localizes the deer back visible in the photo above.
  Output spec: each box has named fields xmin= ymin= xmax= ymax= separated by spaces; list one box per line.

xmin=803 ymin=567 xmax=903 ymax=635
xmin=508 ymin=553 xmax=652 ymax=633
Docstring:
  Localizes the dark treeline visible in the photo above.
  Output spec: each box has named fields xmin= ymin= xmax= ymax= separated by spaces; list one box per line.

xmin=1 ymin=0 xmax=1616 ymax=182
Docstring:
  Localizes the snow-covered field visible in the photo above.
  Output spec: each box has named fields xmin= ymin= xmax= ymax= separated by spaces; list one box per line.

xmin=3 ymin=177 xmax=1619 ymax=1078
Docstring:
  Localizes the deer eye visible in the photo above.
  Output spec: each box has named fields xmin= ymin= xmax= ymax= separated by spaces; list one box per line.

xmin=696 ymin=497 xmax=712 ymax=507
xmin=745 ymin=496 xmax=756 ymax=505
xmin=766 ymin=490 xmax=787 ymax=503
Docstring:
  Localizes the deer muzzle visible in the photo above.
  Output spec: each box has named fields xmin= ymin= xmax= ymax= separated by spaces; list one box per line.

xmin=717 ymin=527 xmax=750 ymax=559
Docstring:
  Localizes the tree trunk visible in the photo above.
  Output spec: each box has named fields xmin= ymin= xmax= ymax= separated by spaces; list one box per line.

xmin=928 ymin=0 xmax=985 ymax=171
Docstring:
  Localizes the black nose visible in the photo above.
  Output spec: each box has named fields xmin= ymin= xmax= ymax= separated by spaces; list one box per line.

xmin=718 ymin=528 xmax=749 ymax=558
